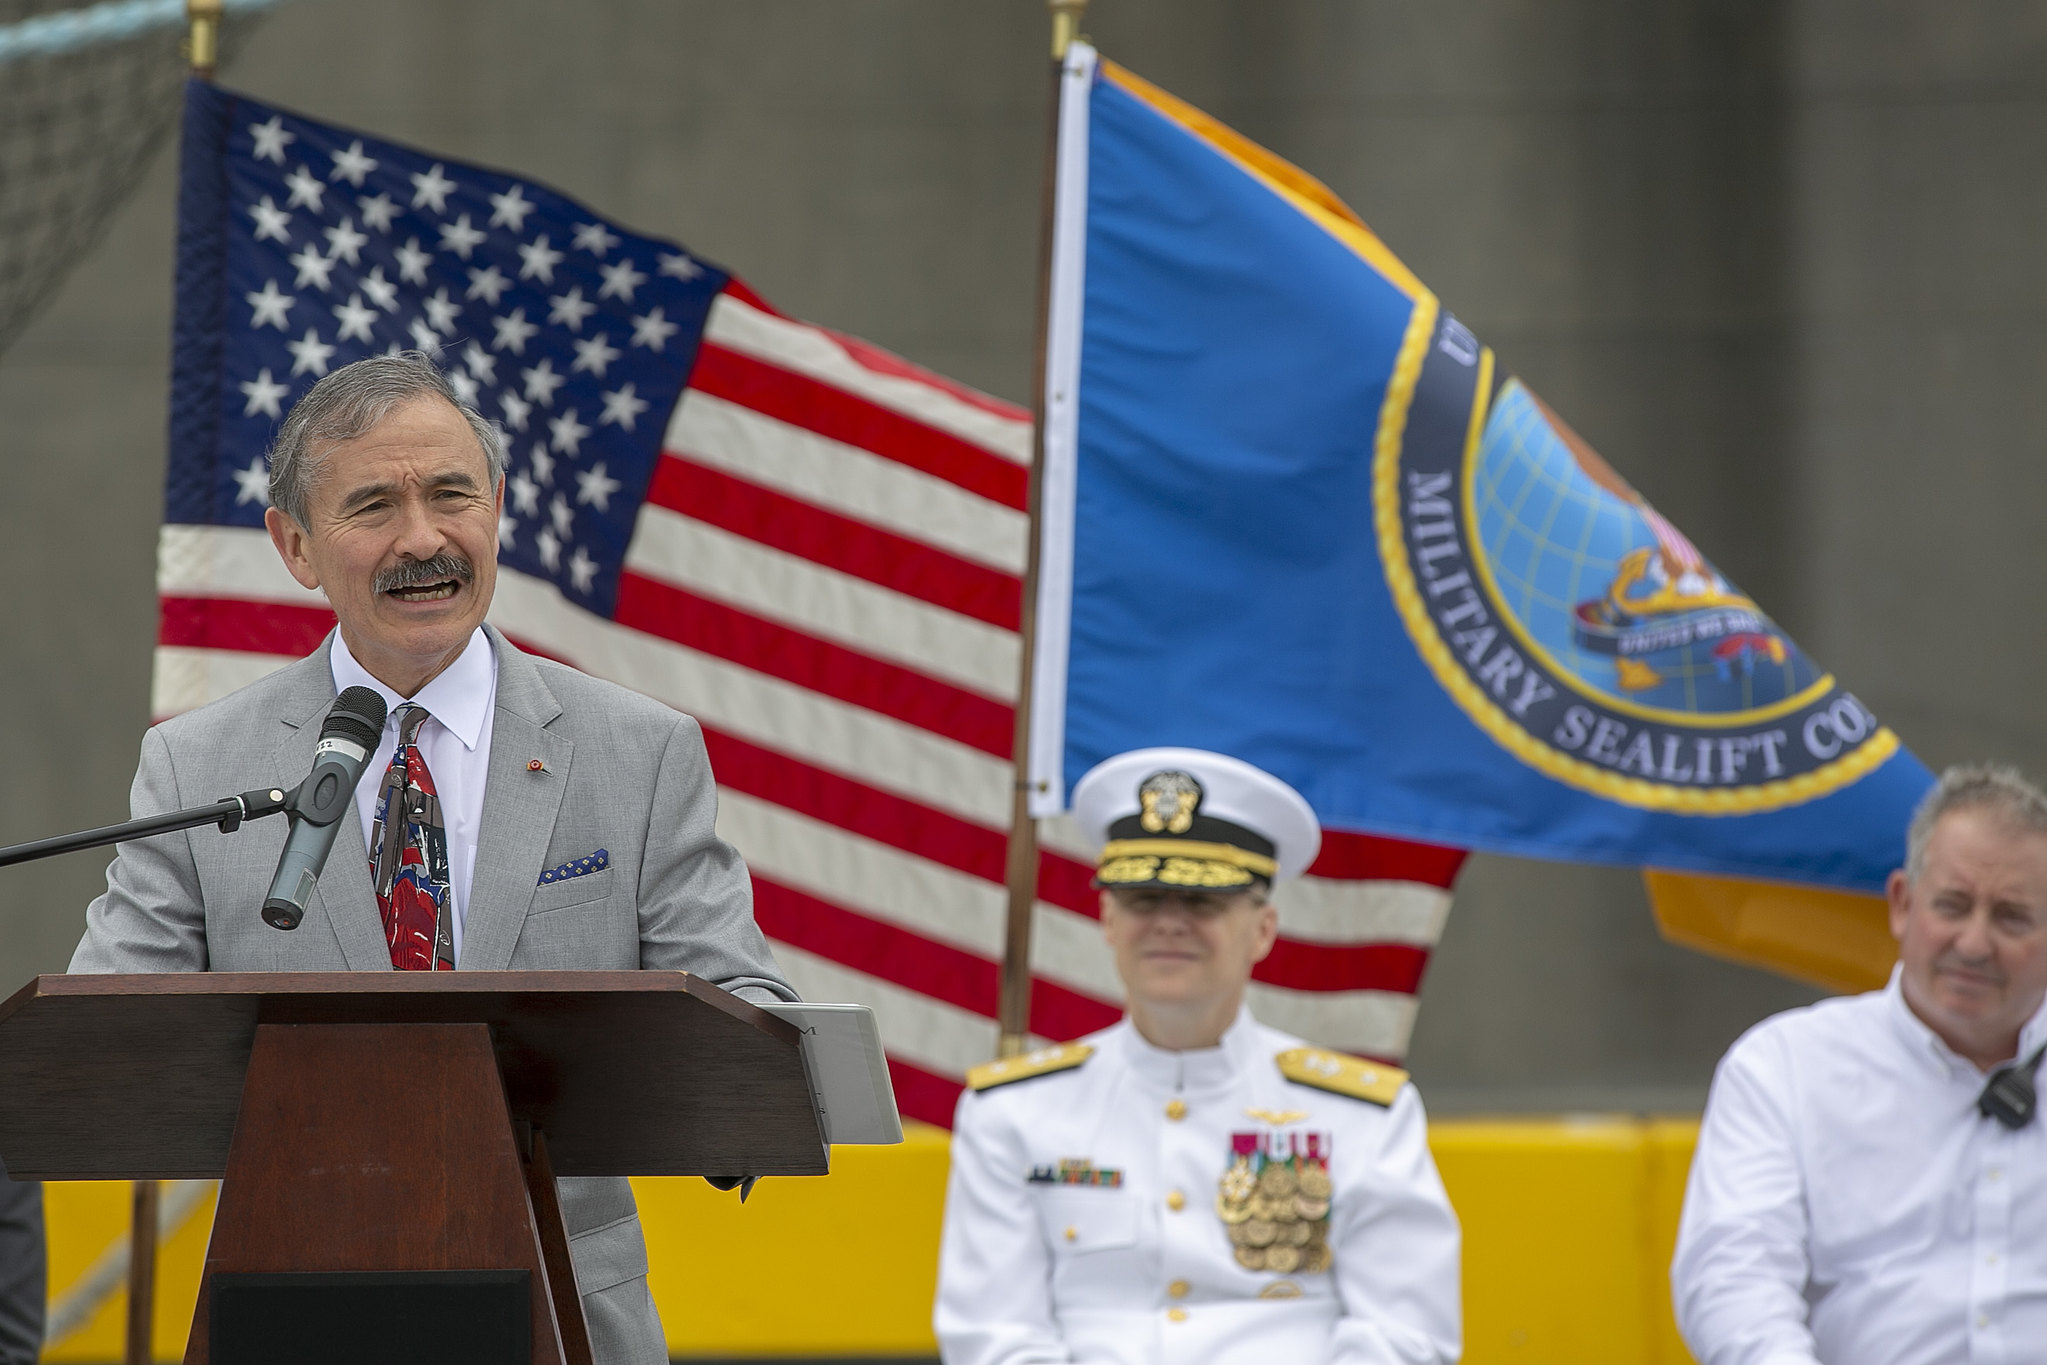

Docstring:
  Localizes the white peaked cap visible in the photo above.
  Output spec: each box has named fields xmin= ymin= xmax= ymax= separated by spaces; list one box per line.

xmin=1071 ymin=747 xmax=1323 ymax=883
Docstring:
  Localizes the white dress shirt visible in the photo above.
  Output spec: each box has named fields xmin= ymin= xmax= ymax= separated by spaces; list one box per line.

xmin=936 ymin=1008 xmax=1461 ymax=1365
xmin=1673 ymin=969 xmax=2047 ymax=1365
xmin=330 ymin=627 xmax=498 ymax=964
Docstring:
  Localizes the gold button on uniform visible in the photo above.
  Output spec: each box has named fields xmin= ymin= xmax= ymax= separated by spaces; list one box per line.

xmin=1167 ymin=1307 xmax=1189 ymax=1323
xmin=1168 ymin=1280 xmax=1190 ymax=1299
xmin=1166 ymin=1189 xmax=1186 ymax=1212
xmin=1064 ymin=1226 xmax=1077 ymax=1242
xmin=1166 ymin=1098 xmax=1187 ymax=1121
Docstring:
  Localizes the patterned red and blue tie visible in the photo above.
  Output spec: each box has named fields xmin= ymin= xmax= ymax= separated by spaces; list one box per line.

xmin=369 ymin=703 xmax=455 ymax=970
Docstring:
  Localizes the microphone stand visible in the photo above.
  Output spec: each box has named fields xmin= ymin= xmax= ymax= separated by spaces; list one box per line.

xmin=0 ymin=787 xmax=293 ymax=869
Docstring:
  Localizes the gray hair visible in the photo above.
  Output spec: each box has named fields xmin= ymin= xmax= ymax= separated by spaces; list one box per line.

xmin=1905 ymin=763 xmax=2047 ymax=880
xmin=266 ymin=351 xmax=504 ymax=525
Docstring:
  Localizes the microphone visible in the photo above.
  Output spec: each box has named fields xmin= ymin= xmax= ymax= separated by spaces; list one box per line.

xmin=1979 ymin=1042 xmax=2047 ymax=1130
xmin=261 ymin=686 xmax=388 ymax=931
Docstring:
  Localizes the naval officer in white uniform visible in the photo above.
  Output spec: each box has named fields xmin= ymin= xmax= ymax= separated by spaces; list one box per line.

xmin=935 ymin=748 xmax=1461 ymax=1365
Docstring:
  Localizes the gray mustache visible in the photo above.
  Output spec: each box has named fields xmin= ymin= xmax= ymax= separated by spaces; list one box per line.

xmin=373 ymin=553 xmax=474 ymax=594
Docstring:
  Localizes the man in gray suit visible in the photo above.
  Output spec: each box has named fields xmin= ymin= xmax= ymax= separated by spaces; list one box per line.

xmin=72 ymin=352 xmax=795 ymax=1364
xmin=0 ymin=1162 xmax=41 ymax=1365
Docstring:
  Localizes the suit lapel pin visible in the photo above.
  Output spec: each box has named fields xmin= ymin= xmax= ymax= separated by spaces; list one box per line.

xmin=527 ymin=758 xmax=547 ymax=773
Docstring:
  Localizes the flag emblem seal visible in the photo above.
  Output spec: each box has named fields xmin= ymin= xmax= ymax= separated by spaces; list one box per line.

xmin=1375 ymin=303 xmax=1898 ymax=814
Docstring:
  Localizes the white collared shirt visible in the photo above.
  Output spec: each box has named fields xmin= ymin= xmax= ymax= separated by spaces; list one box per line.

xmin=936 ymin=1006 xmax=1461 ymax=1365
xmin=1673 ymin=970 xmax=2047 ymax=1365
xmin=329 ymin=627 xmax=499 ymax=964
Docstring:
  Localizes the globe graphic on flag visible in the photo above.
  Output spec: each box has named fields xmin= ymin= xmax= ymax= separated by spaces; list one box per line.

xmin=1468 ymin=379 xmax=1823 ymax=719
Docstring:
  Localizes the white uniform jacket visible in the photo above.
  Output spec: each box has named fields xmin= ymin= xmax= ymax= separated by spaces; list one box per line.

xmin=935 ymin=1010 xmax=1461 ymax=1365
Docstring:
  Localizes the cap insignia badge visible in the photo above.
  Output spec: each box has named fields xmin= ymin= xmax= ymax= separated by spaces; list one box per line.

xmin=1138 ymin=770 xmax=1203 ymax=834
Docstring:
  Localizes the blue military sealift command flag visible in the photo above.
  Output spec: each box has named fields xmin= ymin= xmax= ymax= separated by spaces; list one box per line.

xmin=1025 ymin=45 xmax=1935 ymax=916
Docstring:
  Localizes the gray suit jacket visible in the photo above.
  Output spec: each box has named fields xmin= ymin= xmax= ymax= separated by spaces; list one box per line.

xmin=0 ymin=1162 xmax=40 ymax=1365
xmin=72 ymin=626 xmax=795 ymax=1365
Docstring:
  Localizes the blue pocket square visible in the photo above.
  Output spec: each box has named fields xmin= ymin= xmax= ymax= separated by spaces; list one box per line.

xmin=539 ymin=849 xmax=609 ymax=885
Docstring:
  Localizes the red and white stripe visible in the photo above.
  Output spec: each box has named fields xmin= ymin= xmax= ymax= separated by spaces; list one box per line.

xmin=154 ymin=286 xmax=1465 ymax=1128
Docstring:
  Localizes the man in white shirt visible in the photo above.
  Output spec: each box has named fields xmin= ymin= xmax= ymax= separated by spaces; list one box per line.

xmin=935 ymin=748 xmax=1460 ymax=1365
xmin=1673 ymin=764 xmax=2047 ymax=1365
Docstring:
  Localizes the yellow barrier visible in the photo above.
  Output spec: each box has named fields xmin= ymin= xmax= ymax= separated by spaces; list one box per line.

xmin=42 ymin=1183 xmax=217 ymax=1363
xmin=635 ymin=1131 xmax=953 ymax=1358
xmin=1430 ymin=1118 xmax=1698 ymax=1364
xmin=41 ymin=1118 xmax=1701 ymax=1363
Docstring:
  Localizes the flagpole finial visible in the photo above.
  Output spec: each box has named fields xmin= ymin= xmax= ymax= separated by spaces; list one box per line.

xmin=186 ymin=0 xmax=223 ymax=80
xmin=1049 ymin=0 xmax=1087 ymax=60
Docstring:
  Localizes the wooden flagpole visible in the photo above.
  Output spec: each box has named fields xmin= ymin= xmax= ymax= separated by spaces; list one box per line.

xmin=996 ymin=0 xmax=1089 ymax=1059
xmin=124 ymin=21 xmax=222 ymax=1362
xmin=122 ymin=1179 xmax=159 ymax=1365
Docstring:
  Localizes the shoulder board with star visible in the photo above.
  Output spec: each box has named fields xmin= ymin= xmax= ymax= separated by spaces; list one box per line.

xmin=1275 ymin=1047 xmax=1408 ymax=1107
xmin=965 ymin=1043 xmax=1095 ymax=1092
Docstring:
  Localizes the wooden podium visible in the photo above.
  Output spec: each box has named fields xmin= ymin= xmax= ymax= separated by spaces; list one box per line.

xmin=0 ymin=972 xmax=827 ymax=1365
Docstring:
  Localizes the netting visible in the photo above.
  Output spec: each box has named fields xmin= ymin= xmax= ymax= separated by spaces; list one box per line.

xmin=0 ymin=1 xmax=267 ymax=360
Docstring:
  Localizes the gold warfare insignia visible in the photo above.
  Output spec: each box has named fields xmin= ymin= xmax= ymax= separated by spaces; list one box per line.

xmin=1137 ymin=770 xmax=1202 ymax=834
xmin=965 ymin=1043 xmax=1094 ymax=1092
xmin=1218 ymin=1130 xmax=1334 ymax=1275
xmin=1245 ymin=1108 xmax=1309 ymax=1126
xmin=1276 ymin=1047 xmax=1407 ymax=1107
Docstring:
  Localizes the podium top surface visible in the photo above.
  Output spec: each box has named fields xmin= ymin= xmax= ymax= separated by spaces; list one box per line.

xmin=0 ymin=971 xmax=823 ymax=1181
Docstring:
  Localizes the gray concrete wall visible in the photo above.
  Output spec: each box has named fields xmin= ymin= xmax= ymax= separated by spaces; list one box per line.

xmin=6 ymin=0 xmax=2040 ymax=1108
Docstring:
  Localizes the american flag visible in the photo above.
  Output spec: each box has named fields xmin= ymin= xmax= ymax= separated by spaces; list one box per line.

xmin=159 ymin=80 xmax=1466 ymax=1128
